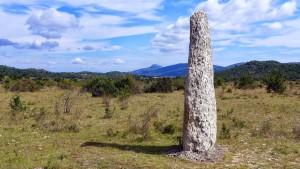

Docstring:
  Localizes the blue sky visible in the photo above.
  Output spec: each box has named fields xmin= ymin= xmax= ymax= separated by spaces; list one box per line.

xmin=0 ymin=0 xmax=299 ymax=72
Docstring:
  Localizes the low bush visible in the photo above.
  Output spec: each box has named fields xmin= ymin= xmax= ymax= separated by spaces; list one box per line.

xmin=220 ymin=123 xmax=230 ymax=139
xmin=235 ymin=75 xmax=255 ymax=89
xmin=215 ymin=77 xmax=225 ymax=87
xmin=263 ymin=70 xmax=287 ymax=94
xmin=106 ymin=128 xmax=119 ymax=137
xmin=66 ymin=124 xmax=80 ymax=133
xmin=162 ymin=123 xmax=176 ymax=134
xmin=145 ymin=78 xmax=174 ymax=93
xmin=10 ymin=79 xmax=40 ymax=92
xmin=9 ymin=95 xmax=27 ymax=116
xmin=104 ymin=108 xmax=115 ymax=119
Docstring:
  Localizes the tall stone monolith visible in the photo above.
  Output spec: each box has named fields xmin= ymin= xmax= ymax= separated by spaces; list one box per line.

xmin=183 ymin=11 xmax=217 ymax=153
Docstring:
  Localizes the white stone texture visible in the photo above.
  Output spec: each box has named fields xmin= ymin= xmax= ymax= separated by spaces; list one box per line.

xmin=183 ymin=11 xmax=217 ymax=152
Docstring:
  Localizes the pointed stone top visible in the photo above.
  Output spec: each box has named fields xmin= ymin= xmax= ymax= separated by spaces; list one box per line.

xmin=191 ymin=10 xmax=207 ymax=19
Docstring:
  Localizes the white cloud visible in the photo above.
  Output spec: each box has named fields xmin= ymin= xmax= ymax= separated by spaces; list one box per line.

xmin=151 ymin=0 xmax=298 ymax=53
xmin=71 ymin=57 xmax=85 ymax=64
xmin=267 ymin=22 xmax=283 ymax=30
xmin=151 ymin=16 xmax=189 ymax=52
xmin=26 ymin=8 xmax=79 ymax=39
xmin=240 ymin=18 xmax=300 ymax=48
xmin=63 ymin=0 xmax=163 ymax=20
xmin=0 ymin=0 xmax=164 ymax=21
xmin=195 ymin=0 xmax=297 ymax=31
xmin=100 ymin=45 xmax=122 ymax=51
xmin=114 ymin=58 xmax=125 ymax=64
xmin=16 ymin=40 xmax=59 ymax=50
xmin=65 ymin=13 xmax=158 ymax=40
xmin=0 ymin=38 xmax=59 ymax=50
xmin=213 ymin=40 xmax=232 ymax=46
xmin=48 ymin=61 xmax=57 ymax=65
xmin=213 ymin=47 xmax=225 ymax=52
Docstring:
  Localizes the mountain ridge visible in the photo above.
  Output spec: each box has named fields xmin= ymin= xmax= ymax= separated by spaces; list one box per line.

xmin=1 ymin=60 xmax=299 ymax=80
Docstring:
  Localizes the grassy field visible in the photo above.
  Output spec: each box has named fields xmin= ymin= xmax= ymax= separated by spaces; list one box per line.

xmin=0 ymin=84 xmax=299 ymax=168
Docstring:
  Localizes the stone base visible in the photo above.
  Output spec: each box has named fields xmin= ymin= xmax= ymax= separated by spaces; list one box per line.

xmin=166 ymin=145 xmax=227 ymax=163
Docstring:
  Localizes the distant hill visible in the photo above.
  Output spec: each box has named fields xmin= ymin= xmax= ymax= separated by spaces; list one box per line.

xmin=225 ymin=62 xmax=245 ymax=69
xmin=131 ymin=63 xmax=226 ymax=77
xmin=215 ymin=60 xmax=300 ymax=81
xmin=1 ymin=60 xmax=299 ymax=80
xmin=131 ymin=64 xmax=163 ymax=75
xmin=0 ymin=65 xmax=129 ymax=79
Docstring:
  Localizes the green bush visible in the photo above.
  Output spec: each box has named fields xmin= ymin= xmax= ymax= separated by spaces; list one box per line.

xmin=263 ymin=70 xmax=286 ymax=94
xmin=162 ymin=123 xmax=176 ymax=134
xmin=173 ymin=77 xmax=185 ymax=90
xmin=146 ymin=78 xmax=174 ymax=93
xmin=215 ymin=77 xmax=225 ymax=87
xmin=84 ymin=77 xmax=118 ymax=97
xmin=0 ymin=73 xmax=4 ymax=82
xmin=220 ymin=123 xmax=230 ymax=139
xmin=104 ymin=107 xmax=115 ymax=118
xmin=4 ymin=77 xmax=14 ymax=90
xmin=236 ymin=75 xmax=255 ymax=89
xmin=114 ymin=76 xmax=137 ymax=95
xmin=9 ymin=95 xmax=27 ymax=116
xmin=66 ymin=124 xmax=80 ymax=133
xmin=10 ymin=79 xmax=40 ymax=92
xmin=57 ymin=79 xmax=75 ymax=90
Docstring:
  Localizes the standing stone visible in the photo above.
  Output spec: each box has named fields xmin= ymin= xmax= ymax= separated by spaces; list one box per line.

xmin=183 ymin=11 xmax=217 ymax=153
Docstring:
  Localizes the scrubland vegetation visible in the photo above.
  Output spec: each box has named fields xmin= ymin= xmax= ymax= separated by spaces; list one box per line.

xmin=0 ymin=72 xmax=299 ymax=168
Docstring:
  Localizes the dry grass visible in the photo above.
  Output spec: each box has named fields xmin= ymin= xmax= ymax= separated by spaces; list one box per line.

xmin=0 ymin=84 xmax=299 ymax=168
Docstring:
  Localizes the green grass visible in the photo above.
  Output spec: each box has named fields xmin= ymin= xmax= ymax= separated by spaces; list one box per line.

xmin=0 ymin=84 xmax=299 ymax=168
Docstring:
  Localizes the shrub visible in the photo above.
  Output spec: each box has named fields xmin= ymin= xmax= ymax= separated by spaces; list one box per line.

xmin=226 ymin=88 xmax=232 ymax=93
xmin=62 ymin=92 xmax=75 ymax=113
xmin=55 ymin=91 xmax=77 ymax=114
xmin=106 ymin=128 xmax=119 ymax=137
xmin=162 ymin=123 xmax=176 ymax=134
xmin=173 ymin=77 xmax=185 ymax=90
xmin=4 ymin=78 xmax=13 ymax=90
xmin=10 ymin=79 xmax=40 ymax=92
xmin=215 ymin=77 xmax=225 ymax=87
xmin=220 ymin=123 xmax=230 ymax=139
xmin=0 ymin=73 xmax=4 ymax=82
xmin=84 ymin=77 xmax=118 ymax=97
xmin=236 ymin=75 xmax=255 ymax=89
xmin=146 ymin=78 xmax=174 ymax=93
xmin=104 ymin=107 xmax=115 ymax=118
xmin=66 ymin=124 xmax=80 ymax=133
xmin=9 ymin=95 xmax=27 ymax=116
xmin=114 ymin=76 xmax=137 ymax=95
xmin=263 ymin=70 xmax=287 ymax=94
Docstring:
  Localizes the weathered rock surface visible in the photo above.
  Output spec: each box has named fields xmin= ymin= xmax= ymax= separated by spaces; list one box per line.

xmin=183 ymin=11 xmax=217 ymax=153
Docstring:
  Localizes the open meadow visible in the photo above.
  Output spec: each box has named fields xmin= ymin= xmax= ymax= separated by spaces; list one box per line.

xmin=0 ymin=84 xmax=300 ymax=168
